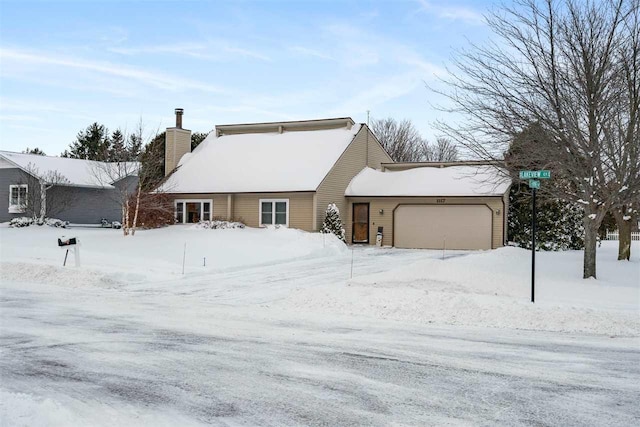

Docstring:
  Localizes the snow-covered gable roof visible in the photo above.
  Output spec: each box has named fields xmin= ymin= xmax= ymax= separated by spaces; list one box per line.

xmin=346 ymin=165 xmax=511 ymax=197
xmin=162 ymin=124 xmax=362 ymax=193
xmin=0 ymin=151 xmax=138 ymax=189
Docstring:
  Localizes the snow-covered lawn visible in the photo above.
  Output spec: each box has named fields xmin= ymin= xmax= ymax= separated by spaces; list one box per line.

xmin=280 ymin=242 xmax=640 ymax=336
xmin=2 ymin=225 xmax=636 ymax=335
xmin=1 ymin=225 xmax=639 ymax=425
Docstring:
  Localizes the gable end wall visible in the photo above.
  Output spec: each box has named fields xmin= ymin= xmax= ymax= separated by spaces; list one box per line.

xmin=315 ymin=126 xmax=393 ymax=231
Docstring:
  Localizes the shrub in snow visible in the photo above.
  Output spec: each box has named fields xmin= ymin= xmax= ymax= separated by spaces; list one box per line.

xmin=195 ymin=220 xmax=246 ymax=230
xmin=9 ymin=217 xmax=34 ymax=227
xmin=508 ymin=186 xmax=584 ymax=250
xmin=45 ymin=218 xmax=69 ymax=228
xmin=130 ymin=193 xmax=175 ymax=229
xmin=112 ymin=221 xmax=122 ymax=229
xmin=9 ymin=217 xmax=69 ymax=228
xmin=321 ymin=203 xmax=346 ymax=242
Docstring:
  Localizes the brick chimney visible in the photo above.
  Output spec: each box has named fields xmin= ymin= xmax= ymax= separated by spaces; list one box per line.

xmin=175 ymin=108 xmax=184 ymax=128
xmin=164 ymin=108 xmax=192 ymax=176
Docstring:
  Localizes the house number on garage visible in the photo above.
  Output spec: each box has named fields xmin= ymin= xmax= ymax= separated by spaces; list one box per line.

xmin=436 ymin=199 xmax=446 ymax=204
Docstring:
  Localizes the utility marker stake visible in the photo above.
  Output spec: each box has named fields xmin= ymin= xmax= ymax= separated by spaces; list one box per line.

xmin=182 ymin=242 xmax=187 ymax=275
xmin=203 ymin=257 xmax=206 ymax=267
xmin=442 ymin=237 xmax=446 ymax=260
xmin=350 ymin=248 xmax=354 ymax=279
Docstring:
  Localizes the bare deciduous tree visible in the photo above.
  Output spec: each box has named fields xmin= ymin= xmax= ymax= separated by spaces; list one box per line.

xmin=15 ymin=163 xmax=73 ymax=221
xmin=425 ymin=137 xmax=459 ymax=162
xmin=92 ymin=160 xmax=139 ymax=235
xmin=92 ymin=121 xmax=175 ymax=236
xmin=434 ymin=0 xmax=639 ymax=278
xmin=371 ymin=117 xmax=428 ymax=162
xmin=607 ymin=5 xmax=640 ymax=260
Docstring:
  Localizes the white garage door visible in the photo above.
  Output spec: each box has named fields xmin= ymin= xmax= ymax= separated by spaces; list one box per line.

xmin=394 ymin=205 xmax=492 ymax=250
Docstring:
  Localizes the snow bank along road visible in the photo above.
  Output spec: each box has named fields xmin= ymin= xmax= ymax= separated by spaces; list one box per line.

xmin=1 ymin=227 xmax=639 ymax=425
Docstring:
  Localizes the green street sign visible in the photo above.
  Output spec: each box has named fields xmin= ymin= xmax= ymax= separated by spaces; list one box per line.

xmin=519 ymin=170 xmax=551 ymax=179
xmin=529 ymin=179 xmax=540 ymax=189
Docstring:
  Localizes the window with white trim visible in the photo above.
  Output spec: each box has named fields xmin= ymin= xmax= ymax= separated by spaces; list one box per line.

xmin=8 ymin=184 xmax=27 ymax=213
xmin=260 ymin=199 xmax=289 ymax=226
xmin=175 ymin=200 xmax=212 ymax=223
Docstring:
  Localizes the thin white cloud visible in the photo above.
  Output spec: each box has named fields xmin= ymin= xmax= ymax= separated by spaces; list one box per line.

xmin=330 ymin=72 xmax=424 ymax=115
xmin=0 ymin=47 xmax=227 ymax=93
xmin=288 ymin=46 xmax=335 ymax=61
xmin=109 ymin=40 xmax=271 ymax=62
xmin=417 ymin=0 xmax=485 ymax=25
xmin=320 ymin=21 xmax=444 ymax=76
xmin=109 ymin=43 xmax=209 ymax=56
xmin=0 ymin=114 xmax=39 ymax=122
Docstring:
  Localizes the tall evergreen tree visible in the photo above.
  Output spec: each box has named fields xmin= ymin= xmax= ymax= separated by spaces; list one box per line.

xmin=62 ymin=122 xmax=111 ymax=160
xmin=127 ymin=132 xmax=142 ymax=161
xmin=23 ymin=147 xmax=45 ymax=155
xmin=508 ymin=184 xmax=584 ymax=251
xmin=191 ymin=132 xmax=209 ymax=150
xmin=109 ymin=129 xmax=126 ymax=162
xmin=139 ymin=132 xmax=166 ymax=189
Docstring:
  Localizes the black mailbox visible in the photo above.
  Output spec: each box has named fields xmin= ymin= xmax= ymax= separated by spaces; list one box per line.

xmin=58 ymin=237 xmax=77 ymax=247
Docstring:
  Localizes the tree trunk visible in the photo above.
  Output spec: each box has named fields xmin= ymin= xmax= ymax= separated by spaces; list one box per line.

xmin=131 ymin=185 xmax=141 ymax=236
xmin=39 ymin=181 xmax=46 ymax=222
xmin=121 ymin=205 xmax=128 ymax=236
xmin=612 ymin=210 xmax=631 ymax=261
xmin=125 ymin=199 xmax=130 ymax=236
xmin=583 ymin=219 xmax=598 ymax=279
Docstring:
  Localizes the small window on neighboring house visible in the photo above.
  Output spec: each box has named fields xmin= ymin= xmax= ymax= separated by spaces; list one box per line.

xmin=259 ymin=199 xmax=289 ymax=226
xmin=8 ymin=184 xmax=27 ymax=213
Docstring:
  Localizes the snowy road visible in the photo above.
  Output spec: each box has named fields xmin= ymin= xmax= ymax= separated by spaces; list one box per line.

xmin=2 ymin=247 xmax=639 ymax=426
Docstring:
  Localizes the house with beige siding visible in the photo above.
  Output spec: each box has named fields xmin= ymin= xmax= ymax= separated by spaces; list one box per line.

xmin=161 ymin=110 xmax=392 ymax=233
xmin=162 ymin=109 xmax=510 ymax=250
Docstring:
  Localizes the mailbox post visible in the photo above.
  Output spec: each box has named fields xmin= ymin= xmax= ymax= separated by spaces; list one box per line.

xmin=58 ymin=236 xmax=80 ymax=267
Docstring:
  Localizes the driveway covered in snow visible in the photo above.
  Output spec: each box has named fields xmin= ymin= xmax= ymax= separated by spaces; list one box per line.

xmin=1 ymin=226 xmax=639 ymax=425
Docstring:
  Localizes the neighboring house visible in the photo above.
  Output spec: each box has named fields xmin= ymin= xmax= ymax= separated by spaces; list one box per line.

xmin=0 ymin=151 xmax=138 ymax=224
xmin=162 ymin=109 xmax=510 ymax=250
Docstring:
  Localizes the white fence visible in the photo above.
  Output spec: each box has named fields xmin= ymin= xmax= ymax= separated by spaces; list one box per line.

xmin=605 ymin=231 xmax=640 ymax=241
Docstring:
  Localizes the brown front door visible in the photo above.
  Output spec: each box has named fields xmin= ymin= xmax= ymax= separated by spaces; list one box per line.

xmin=352 ymin=203 xmax=369 ymax=243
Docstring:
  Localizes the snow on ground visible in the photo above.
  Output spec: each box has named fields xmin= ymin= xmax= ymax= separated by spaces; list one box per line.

xmin=1 ymin=225 xmax=639 ymax=425
xmin=0 ymin=225 xmax=348 ymax=284
xmin=279 ymin=242 xmax=640 ymax=336
xmin=0 ymin=226 xmax=638 ymax=336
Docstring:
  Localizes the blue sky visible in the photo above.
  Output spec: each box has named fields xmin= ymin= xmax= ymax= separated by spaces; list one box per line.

xmin=0 ymin=0 xmax=494 ymax=154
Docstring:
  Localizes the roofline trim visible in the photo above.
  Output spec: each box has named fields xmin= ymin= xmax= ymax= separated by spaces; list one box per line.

xmin=216 ymin=117 xmax=355 ymax=129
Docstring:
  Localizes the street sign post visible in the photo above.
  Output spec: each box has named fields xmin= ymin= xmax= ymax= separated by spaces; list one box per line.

xmin=519 ymin=170 xmax=551 ymax=304
xmin=519 ymin=170 xmax=551 ymax=179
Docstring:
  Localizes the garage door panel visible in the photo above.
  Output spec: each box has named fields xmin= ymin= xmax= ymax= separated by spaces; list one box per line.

xmin=394 ymin=205 xmax=492 ymax=250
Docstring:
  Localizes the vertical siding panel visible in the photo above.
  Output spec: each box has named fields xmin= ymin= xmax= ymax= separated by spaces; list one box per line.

xmin=234 ymin=192 xmax=314 ymax=230
xmin=316 ymin=126 xmax=393 ymax=236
